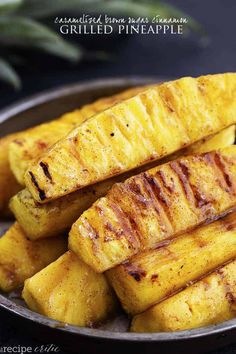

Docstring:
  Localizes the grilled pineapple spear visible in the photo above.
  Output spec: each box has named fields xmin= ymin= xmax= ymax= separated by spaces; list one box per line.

xmin=10 ymin=125 xmax=235 ymax=240
xmin=131 ymin=259 xmax=236 ymax=332
xmin=0 ymin=223 xmax=66 ymax=292
xmin=107 ymin=211 xmax=236 ymax=315
xmin=10 ymin=178 xmax=117 ymax=240
xmin=22 ymin=251 xmax=117 ymax=327
xmin=0 ymin=86 xmax=145 ymax=217
xmin=9 ymin=86 xmax=145 ymax=186
xmin=25 ymin=73 xmax=236 ymax=203
xmin=185 ymin=125 xmax=235 ymax=154
xmin=69 ymin=146 xmax=236 ymax=272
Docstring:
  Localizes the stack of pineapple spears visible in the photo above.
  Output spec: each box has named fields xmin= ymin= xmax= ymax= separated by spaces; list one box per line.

xmin=1 ymin=73 xmax=236 ymax=332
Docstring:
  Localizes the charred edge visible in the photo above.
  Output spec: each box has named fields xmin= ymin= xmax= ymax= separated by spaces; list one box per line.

xmin=39 ymin=162 xmax=52 ymax=182
xmin=28 ymin=171 xmax=46 ymax=201
xmin=81 ymin=219 xmax=100 ymax=256
xmin=108 ymin=198 xmax=140 ymax=248
xmin=37 ymin=141 xmax=48 ymax=149
xmin=84 ymin=221 xmax=99 ymax=240
xmin=204 ymin=152 xmax=228 ymax=191
xmin=142 ymin=172 xmax=172 ymax=233
xmin=127 ymin=179 xmax=148 ymax=207
xmin=178 ymin=161 xmax=190 ymax=179
xmin=143 ymin=173 xmax=169 ymax=207
xmin=156 ymin=170 xmax=175 ymax=193
xmin=151 ymin=274 xmax=159 ymax=282
xmin=191 ymin=184 xmax=211 ymax=209
xmin=174 ymin=160 xmax=212 ymax=210
xmin=214 ymin=152 xmax=233 ymax=190
xmin=226 ymin=223 xmax=236 ymax=232
xmin=127 ymin=269 xmax=147 ymax=282
xmin=154 ymin=239 xmax=172 ymax=250
xmin=169 ymin=161 xmax=192 ymax=202
xmin=104 ymin=221 xmax=124 ymax=240
xmin=13 ymin=139 xmax=23 ymax=146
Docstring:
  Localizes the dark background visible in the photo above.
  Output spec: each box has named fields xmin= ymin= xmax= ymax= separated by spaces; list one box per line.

xmin=0 ymin=0 xmax=236 ymax=353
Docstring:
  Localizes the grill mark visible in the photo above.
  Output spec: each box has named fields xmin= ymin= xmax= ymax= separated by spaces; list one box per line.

xmin=37 ymin=140 xmax=48 ymax=150
xmin=214 ymin=152 xmax=234 ymax=192
xmin=190 ymin=183 xmax=214 ymax=210
xmin=82 ymin=219 xmax=99 ymax=240
xmin=154 ymin=239 xmax=172 ymax=250
xmin=69 ymin=136 xmax=86 ymax=171
xmin=143 ymin=173 xmax=169 ymax=207
xmin=39 ymin=162 xmax=52 ymax=182
xmin=107 ymin=198 xmax=141 ymax=250
xmin=81 ymin=219 xmax=99 ymax=256
xmin=126 ymin=178 xmax=149 ymax=207
xmin=96 ymin=205 xmax=125 ymax=241
xmin=151 ymin=274 xmax=159 ymax=282
xmin=28 ymin=171 xmax=46 ymax=201
xmin=142 ymin=172 xmax=173 ymax=235
xmin=104 ymin=221 xmax=124 ymax=242
xmin=195 ymin=236 xmax=208 ymax=248
xmin=204 ymin=152 xmax=229 ymax=192
xmin=174 ymin=159 xmax=214 ymax=215
xmin=169 ymin=161 xmax=195 ymax=205
xmin=156 ymin=170 xmax=175 ymax=193
xmin=142 ymin=173 xmax=173 ymax=234
xmin=128 ymin=269 xmax=147 ymax=282
xmin=123 ymin=263 xmax=147 ymax=282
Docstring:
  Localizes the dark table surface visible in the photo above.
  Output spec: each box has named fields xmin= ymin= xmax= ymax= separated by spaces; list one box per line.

xmin=0 ymin=0 xmax=236 ymax=353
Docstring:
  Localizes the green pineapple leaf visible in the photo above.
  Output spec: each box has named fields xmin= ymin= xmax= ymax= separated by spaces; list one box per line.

xmin=0 ymin=57 xmax=21 ymax=89
xmin=0 ymin=16 xmax=83 ymax=62
xmin=0 ymin=0 xmax=23 ymax=15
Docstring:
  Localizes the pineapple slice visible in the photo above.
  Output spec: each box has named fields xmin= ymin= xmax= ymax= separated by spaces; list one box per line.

xmin=9 ymin=86 xmax=145 ymax=186
xmin=107 ymin=211 xmax=236 ymax=314
xmin=186 ymin=125 xmax=235 ymax=154
xmin=1 ymin=86 xmax=144 ymax=217
xmin=131 ymin=259 xmax=236 ymax=332
xmin=10 ymin=125 xmax=235 ymax=240
xmin=10 ymin=178 xmax=117 ymax=240
xmin=22 ymin=251 xmax=117 ymax=327
xmin=25 ymin=73 xmax=236 ymax=203
xmin=69 ymin=146 xmax=236 ymax=272
xmin=0 ymin=223 xmax=66 ymax=292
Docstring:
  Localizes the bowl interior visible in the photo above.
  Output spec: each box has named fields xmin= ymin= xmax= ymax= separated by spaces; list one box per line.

xmin=1 ymin=77 xmax=236 ymax=343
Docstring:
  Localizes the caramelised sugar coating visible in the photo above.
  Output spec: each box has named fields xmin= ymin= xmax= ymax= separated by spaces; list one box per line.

xmin=107 ymin=211 xmax=236 ymax=315
xmin=25 ymin=73 xmax=236 ymax=203
xmin=69 ymin=146 xmax=236 ymax=272
xmin=130 ymin=259 xmax=236 ymax=332
xmin=0 ymin=223 xmax=66 ymax=292
xmin=10 ymin=125 xmax=235 ymax=241
xmin=9 ymin=85 xmax=145 ymax=186
xmin=22 ymin=251 xmax=117 ymax=327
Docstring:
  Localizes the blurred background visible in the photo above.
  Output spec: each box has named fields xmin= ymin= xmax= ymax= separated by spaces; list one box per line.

xmin=0 ymin=0 xmax=235 ymax=110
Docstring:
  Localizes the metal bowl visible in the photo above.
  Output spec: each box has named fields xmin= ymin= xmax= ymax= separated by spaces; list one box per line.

xmin=0 ymin=78 xmax=235 ymax=353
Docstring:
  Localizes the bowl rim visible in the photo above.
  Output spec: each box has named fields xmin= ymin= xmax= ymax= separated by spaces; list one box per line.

xmin=0 ymin=76 xmax=162 ymax=127
xmin=1 ymin=76 xmax=234 ymax=342
xmin=1 ymin=293 xmax=236 ymax=342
